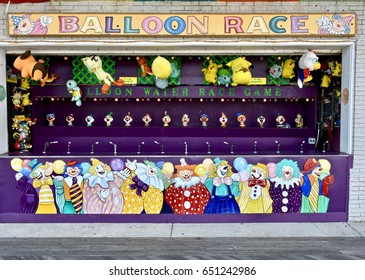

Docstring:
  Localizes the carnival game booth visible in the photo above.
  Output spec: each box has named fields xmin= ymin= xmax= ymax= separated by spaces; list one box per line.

xmin=0 ymin=13 xmax=355 ymax=222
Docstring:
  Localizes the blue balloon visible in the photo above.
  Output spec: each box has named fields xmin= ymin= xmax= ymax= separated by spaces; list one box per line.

xmin=80 ymin=162 xmax=91 ymax=174
xmin=20 ymin=167 xmax=31 ymax=178
xmin=233 ymin=157 xmax=248 ymax=172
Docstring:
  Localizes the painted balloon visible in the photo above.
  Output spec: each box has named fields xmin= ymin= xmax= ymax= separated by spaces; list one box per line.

xmin=194 ymin=164 xmax=206 ymax=177
xmin=267 ymin=162 xmax=277 ymax=178
xmin=110 ymin=158 xmax=125 ymax=171
xmin=202 ymin=158 xmax=214 ymax=170
xmin=10 ymin=158 xmax=23 ymax=172
xmin=233 ymin=157 xmax=248 ymax=172
xmin=81 ymin=162 xmax=91 ymax=174
xmin=162 ymin=162 xmax=174 ymax=175
xmin=53 ymin=160 xmax=66 ymax=174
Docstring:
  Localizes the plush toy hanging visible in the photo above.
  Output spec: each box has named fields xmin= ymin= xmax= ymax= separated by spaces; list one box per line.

xmin=66 ymin=80 xmax=82 ymax=107
xmin=136 ymin=56 xmax=153 ymax=76
xmin=226 ymin=57 xmax=252 ymax=86
xmin=281 ymin=58 xmax=296 ymax=79
xmin=13 ymin=50 xmax=58 ymax=87
xmin=297 ymin=50 xmax=321 ymax=88
xmin=217 ymin=68 xmax=232 ymax=87
xmin=151 ymin=56 xmax=172 ymax=90
xmin=202 ymin=59 xmax=222 ymax=84
xmin=81 ymin=55 xmax=124 ymax=94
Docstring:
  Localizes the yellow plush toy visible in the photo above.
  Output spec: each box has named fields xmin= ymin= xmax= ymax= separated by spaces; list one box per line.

xmin=226 ymin=57 xmax=252 ymax=86
xmin=151 ymin=56 xmax=172 ymax=79
xmin=202 ymin=59 xmax=222 ymax=84
xmin=281 ymin=59 xmax=296 ymax=79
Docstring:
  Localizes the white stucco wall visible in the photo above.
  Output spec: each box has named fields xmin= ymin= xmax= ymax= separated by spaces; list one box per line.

xmin=0 ymin=1 xmax=364 ymax=221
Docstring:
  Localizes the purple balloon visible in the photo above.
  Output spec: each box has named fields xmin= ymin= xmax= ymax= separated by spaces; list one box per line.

xmin=110 ymin=158 xmax=125 ymax=171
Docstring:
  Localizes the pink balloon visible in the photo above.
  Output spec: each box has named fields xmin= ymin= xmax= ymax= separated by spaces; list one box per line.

xmin=23 ymin=159 xmax=31 ymax=168
xmin=267 ymin=162 xmax=277 ymax=178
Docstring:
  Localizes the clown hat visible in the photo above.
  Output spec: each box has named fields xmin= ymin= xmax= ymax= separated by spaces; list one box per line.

xmin=91 ymin=158 xmax=102 ymax=167
xmin=29 ymin=158 xmax=41 ymax=171
xmin=341 ymin=15 xmax=353 ymax=26
xmin=66 ymin=160 xmax=78 ymax=167
xmin=213 ymin=157 xmax=223 ymax=167
xmin=175 ymin=158 xmax=196 ymax=173
xmin=302 ymin=158 xmax=320 ymax=174
xmin=10 ymin=14 xmax=23 ymax=28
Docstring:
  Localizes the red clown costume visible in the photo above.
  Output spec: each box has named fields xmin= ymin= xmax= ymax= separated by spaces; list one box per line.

xmin=165 ymin=158 xmax=210 ymax=214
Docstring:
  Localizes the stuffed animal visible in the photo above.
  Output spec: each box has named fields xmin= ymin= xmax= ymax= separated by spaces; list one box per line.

xmin=217 ymin=68 xmax=232 ymax=87
xmin=66 ymin=80 xmax=82 ymax=107
xmin=297 ymin=50 xmax=321 ymax=88
xmin=321 ymin=74 xmax=331 ymax=88
xmin=136 ymin=56 xmax=153 ymax=76
xmin=81 ymin=55 xmax=124 ymax=94
xmin=151 ymin=56 xmax=172 ymax=89
xmin=281 ymin=59 xmax=296 ymax=79
xmin=152 ymin=56 xmax=172 ymax=80
xmin=328 ymin=60 xmax=342 ymax=77
xmin=226 ymin=57 xmax=252 ymax=86
xmin=268 ymin=64 xmax=282 ymax=79
xmin=13 ymin=50 xmax=58 ymax=87
xmin=202 ymin=59 xmax=222 ymax=84
xmin=169 ymin=61 xmax=181 ymax=79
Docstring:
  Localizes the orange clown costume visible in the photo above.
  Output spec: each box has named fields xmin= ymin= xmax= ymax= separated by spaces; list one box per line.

xmin=237 ymin=163 xmax=273 ymax=214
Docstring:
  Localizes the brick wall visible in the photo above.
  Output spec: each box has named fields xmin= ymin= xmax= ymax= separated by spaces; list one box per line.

xmin=0 ymin=1 xmax=364 ymax=221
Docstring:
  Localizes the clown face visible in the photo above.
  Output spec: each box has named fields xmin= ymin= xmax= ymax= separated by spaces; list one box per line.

xmin=94 ymin=163 xmax=107 ymax=178
xmin=15 ymin=17 xmax=35 ymax=35
xmin=30 ymin=167 xmax=46 ymax=181
xmin=217 ymin=164 xmax=228 ymax=178
xmin=146 ymin=164 xmax=157 ymax=177
xmin=281 ymin=166 xmax=294 ymax=181
xmin=311 ymin=165 xmax=323 ymax=178
xmin=251 ymin=167 xmax=266 ymax=180
xmin=179 ymin=170 xmax=193 ymax=181
xmin=66 ymin=166 xmax=81 ymax=178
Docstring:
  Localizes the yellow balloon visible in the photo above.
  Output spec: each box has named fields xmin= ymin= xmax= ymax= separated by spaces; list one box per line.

xmin=53 ymin=160 xmax=66 ymax=174
xmin=194 ymin=164 xmax=206 ymax=177
xmin=162 ymin=162 xmax=174 ymax=175
xmin=319 ymin=159 xmax=331 ymax=172
xmin=152 ymin=56 xmax=172 ymax=79
xmin=10 ymin=158 xmax=23 ymax=172
xmin=202 ymin=158 xmax=214 ymax=170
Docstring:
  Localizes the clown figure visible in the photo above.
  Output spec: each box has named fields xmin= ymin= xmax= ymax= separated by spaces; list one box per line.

xmin=83 ymin=158 xmax=124 ymax=214
xmin=237 ymin=163 xmax=273 ymax=213
xmin=300 ymin=158 xmax=334 ymax=213
xmin=269 ymin=159 xmax=302 ymax=213
xmin=165 ymin=158 xmax=210 ymax=214
xmin=54 ymin=160 xmax=84 ymax=214
xmin=204 ymin=158 xmax=240 ymax=214
xmin=116 ymin=160 xmax=164 ymax=214
xmin=29 ymin=159 xmax=58 ymax=214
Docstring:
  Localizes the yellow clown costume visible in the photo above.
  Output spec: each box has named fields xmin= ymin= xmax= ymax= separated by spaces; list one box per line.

xmin=237 ymin=163 xmax=273 ymax=214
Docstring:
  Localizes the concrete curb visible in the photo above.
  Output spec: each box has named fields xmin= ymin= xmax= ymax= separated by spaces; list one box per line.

xmin=0 ymin=222 xmax=364 ymax=238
